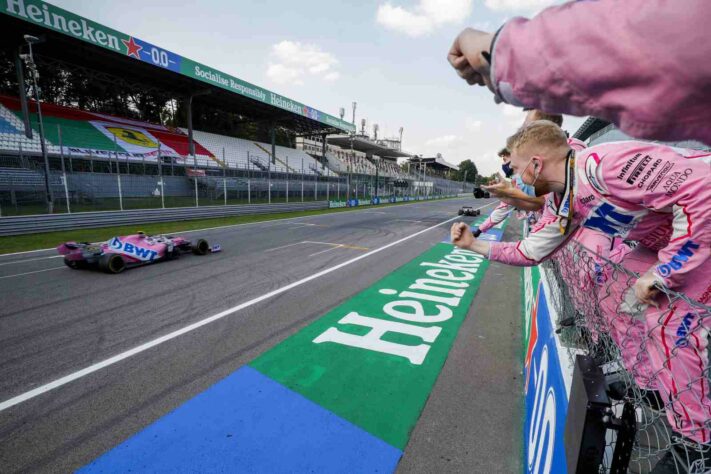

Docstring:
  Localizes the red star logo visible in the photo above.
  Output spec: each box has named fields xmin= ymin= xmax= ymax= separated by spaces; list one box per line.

xmin=122 ymin=37 xmax=142 ymax=59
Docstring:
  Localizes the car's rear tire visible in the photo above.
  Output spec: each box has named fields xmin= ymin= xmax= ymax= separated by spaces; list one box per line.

xmin=98 ymin=254 xmax=125 ymax=274
xmin=192 ymin=239 xmax=210 ymax=256
xmin=458 ymin=210 xmax=463 ymax=215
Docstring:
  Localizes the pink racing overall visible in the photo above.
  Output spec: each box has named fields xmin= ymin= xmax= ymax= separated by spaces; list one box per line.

xmin=487 ymin=141 xmax=711 ymax=443
xmin=489 ymin=0 xmax=711 ymax=145
xmin=478 ymin=200 xmax=513 ymax=233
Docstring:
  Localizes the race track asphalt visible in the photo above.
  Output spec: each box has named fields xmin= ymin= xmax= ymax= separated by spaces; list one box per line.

xmin=0 ymin=197 xmax=522 ymax=472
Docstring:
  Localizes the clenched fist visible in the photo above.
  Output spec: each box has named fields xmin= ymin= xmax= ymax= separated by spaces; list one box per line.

xmin=451 ymin=222 xmax=474 ymax=249
xmin=447 ymin=28 xmax=496 ymax=93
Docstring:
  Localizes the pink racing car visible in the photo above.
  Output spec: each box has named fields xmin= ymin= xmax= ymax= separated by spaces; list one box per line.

xmin=57 ymin=232 xmax=220 ymax=274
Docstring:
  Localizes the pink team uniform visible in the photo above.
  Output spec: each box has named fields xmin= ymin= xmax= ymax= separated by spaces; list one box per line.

xmin=487 ymin=141 xmax=711 ymax=443
xmin=489 ymin=0 xmax=711 ymax=145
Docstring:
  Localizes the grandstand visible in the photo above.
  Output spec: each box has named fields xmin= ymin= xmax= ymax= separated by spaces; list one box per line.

xmin=0 ymin=0 xmax=471 ymax=215
xmin=0 ymin=93 xmax=331 ymax=175
xmin=296 ymin=137 xmax=376 ymax=175
xmin=182 ymin=129 xmax=325 ymax=174
xmin=297 ymin=132 xmax=415 ymax=180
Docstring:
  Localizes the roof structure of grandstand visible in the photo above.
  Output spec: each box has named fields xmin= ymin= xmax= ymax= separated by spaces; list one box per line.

xmin=408 ymin=154 xmax=458 ymax=173
xmin=0 ymin=0 xmax=354 ymax=148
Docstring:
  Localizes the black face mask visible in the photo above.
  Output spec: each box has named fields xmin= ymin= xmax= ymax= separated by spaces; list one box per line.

xmin=501 ymin=161 xmax=514 ymax=178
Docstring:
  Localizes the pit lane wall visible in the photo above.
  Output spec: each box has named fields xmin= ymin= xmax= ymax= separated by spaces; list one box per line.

xmin=521 ymin=262 xmax=575 ymax=473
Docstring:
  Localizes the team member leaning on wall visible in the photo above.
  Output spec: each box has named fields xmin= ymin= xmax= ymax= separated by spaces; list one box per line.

xmin=450 ymin=120 xmax=711 ymax=472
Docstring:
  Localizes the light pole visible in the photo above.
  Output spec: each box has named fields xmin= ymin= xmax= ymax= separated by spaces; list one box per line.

xmin=461 ymin=169 xmax=468 ymax=192
xmin=21 ymin=34 xmax=53 ymax=214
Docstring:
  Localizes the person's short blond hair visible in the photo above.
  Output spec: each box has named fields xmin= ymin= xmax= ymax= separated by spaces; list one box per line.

xmin=506 ymin=120 xmax=568 ymax=156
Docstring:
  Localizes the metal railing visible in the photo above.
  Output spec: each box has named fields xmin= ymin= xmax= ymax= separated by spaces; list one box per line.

xmin=0 ymin=201 xmax=328 ymax=236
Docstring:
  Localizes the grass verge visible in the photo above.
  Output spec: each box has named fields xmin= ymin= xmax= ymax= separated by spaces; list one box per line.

xmin=0 ymin=198 xmax=462 ymax=255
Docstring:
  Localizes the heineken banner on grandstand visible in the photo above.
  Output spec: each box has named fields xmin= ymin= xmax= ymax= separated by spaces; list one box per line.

xmin=1 ymin=0 xmax=355 ymax=133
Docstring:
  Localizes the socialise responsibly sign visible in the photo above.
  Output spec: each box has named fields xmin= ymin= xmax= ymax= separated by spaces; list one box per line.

xmin=2 ymin=0 xmax=355 ymax=133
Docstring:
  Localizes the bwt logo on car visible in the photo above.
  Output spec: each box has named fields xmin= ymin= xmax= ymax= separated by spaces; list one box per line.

xmin=656 ymin=240 xmax=700 ymax=277
xmin=109 ymin=238 xmax=159 ymax=261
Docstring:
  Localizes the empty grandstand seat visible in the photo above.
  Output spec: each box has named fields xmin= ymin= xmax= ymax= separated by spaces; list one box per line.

xmin=0 ymin=95 xmax=334 ymax=177
xmin=181 ymin=128 xmax=324 ymax=174
xmin=0 ymin=167 xmax=63 ymax=190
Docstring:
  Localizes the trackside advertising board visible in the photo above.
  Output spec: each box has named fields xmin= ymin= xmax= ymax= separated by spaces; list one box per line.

xmin=1 ymin=0 xmax=355 ymax=133
xmin=521 ymin=265 xmax=569 ymax=473
xmin=328 ymin=195 xmax=456 ymax=208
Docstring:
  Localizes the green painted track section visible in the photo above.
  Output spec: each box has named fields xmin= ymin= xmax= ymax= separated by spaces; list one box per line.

xmin=252 ymin=216 xmax=503 ymax=449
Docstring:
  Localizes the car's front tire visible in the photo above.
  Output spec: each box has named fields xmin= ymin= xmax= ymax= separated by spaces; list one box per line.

xmin=192 ymin=239 xmax=210 ymax=256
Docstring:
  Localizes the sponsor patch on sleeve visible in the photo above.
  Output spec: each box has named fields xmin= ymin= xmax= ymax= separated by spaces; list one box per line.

xmin=584 ymin=153 xmax=608 ymax=195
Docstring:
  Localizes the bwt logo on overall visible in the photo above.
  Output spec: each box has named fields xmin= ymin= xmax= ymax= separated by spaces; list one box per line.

xmin=656 ymin=241 xmax=700 ymax=277
xmin=110 ymin=238 xmax=158 ymax=261
xmin=675 ymin=313 xmax=696 ymax=348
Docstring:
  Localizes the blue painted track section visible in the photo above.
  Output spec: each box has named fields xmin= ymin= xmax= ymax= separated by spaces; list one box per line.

xmin=79 ymin=366 xmax=401 ymax=473
xmin=477 ymin=228 xmax=503 ymax=241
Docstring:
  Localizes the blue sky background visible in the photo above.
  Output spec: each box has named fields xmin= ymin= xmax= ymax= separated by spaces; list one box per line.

xmin=50 ymin=0 xmax=586 ymax=176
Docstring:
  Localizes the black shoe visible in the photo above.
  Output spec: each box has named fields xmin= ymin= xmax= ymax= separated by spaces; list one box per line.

xmin=607 ymin=380 xmax=627 ymax=400
xmin=640 ymin=389 xmax=665 ymax=412
xmin=606 ymin=382 xmax=665 ymax=411
xmin=651 ymin=433 xmax=711 ymax=474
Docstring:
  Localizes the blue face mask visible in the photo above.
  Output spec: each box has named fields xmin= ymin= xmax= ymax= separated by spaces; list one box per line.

xmin=515 ymin=175 xmax=537 ymax=197
xmin=501 ymin=162 xmax=514 ymax=178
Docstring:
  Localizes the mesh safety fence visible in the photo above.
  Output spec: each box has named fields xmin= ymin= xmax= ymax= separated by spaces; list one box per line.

xmin=543 ymin=234 xmax=711 ymax=473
